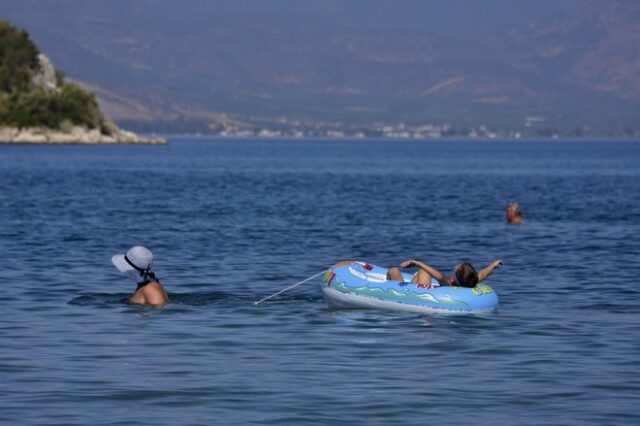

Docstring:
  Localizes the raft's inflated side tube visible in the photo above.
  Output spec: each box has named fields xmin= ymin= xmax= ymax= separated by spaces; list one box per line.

xmin=321 ymin=261 xmax=499 ymax=314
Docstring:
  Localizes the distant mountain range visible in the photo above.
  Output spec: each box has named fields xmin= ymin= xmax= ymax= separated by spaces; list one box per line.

xmin=2 ymin=0 xmax=639 ymax=137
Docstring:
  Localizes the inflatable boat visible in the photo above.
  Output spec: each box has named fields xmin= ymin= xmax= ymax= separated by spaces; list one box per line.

xmin=321 ymin=261 xmax=499 ymax=314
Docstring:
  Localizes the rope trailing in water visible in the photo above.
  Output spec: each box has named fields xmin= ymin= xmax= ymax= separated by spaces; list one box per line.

xmin=253 ymin=270 xmax=328 ymax=306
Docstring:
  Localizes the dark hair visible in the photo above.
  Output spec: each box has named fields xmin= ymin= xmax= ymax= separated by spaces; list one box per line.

xmin=455 ymin=263 xmax=478 ymax=287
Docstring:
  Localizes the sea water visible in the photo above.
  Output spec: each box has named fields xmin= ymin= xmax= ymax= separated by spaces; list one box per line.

xmin=0 ymin=138 xmax=639 ymax=425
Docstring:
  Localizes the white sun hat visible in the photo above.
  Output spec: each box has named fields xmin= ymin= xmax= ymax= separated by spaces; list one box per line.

xmin=112 ymin=246 xmax=154 ymax=282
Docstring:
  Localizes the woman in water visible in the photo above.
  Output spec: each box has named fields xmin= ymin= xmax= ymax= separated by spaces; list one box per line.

xmin=112 ymin=245 xmax=169 ymax=306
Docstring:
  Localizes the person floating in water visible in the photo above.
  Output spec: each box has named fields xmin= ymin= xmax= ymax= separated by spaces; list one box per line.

xmin=506 ymin=201 xmax=525 ymax=224
xmin=386 ymin=259 xmax=502 ymax=288
xmin=111 ymin=246 xmax=169 ymax=306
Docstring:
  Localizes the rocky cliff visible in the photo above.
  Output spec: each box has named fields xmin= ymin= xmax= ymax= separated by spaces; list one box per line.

xmin=0 ymin=21 xmax=165 ymax=144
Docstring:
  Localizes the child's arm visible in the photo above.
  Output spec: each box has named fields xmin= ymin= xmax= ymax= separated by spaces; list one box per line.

xmin=478 ymin=260 xmax=503 ymax=283
xmin=401 ymin=259 xmax=449 ymax=286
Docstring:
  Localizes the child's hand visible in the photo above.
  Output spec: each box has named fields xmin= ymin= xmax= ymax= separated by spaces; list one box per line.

xmin=493 ymin=260 xmax=503 ymax=268
xmin=401 ymin=260 xmax=416 ymax=268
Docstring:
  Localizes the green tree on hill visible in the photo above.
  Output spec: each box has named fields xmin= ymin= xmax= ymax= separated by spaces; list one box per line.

xmin=0 ymin=20 xmax=110 ymax=133
xmin=0 ymin=21 xmax=40 ymax=92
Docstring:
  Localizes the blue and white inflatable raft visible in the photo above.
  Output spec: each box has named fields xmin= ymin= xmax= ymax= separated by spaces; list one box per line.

xmin=321 ymin=261 xmax=500 ymax=314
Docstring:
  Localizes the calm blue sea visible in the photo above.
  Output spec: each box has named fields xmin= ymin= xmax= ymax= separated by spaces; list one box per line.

xmin=0 ymin=138 xmax=639 ymax=425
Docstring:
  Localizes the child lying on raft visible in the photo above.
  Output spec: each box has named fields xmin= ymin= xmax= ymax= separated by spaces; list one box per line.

xmin=386 ymin=259 xmax=502 ymax=288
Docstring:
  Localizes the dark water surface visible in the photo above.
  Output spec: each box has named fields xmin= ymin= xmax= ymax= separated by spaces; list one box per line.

xmin=1 ymin=138 xmax=639 ymax=425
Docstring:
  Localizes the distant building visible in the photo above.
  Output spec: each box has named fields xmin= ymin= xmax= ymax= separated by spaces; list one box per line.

xmin=525 ymin=116 xmax=546 ymax=127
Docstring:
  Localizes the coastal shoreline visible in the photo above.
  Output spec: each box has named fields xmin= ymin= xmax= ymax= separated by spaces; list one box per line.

xmin=0 ymin=126 xmax=166 ymax=145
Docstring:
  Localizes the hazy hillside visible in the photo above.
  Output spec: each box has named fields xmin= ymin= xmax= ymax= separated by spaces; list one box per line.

xmin=497 ymin=0 xmax=640 ymax=98
xmin=2 ymin=0 xmax=638 ymax=137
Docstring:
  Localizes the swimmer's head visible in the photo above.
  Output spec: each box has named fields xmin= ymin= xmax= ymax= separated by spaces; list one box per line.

xmin=506 ymin=201 xmax=524 ymax=223
xmin=453 ymin=263 xmax=478 ymax=288
xmin=508 ymin=202 xmax=521 ymax=214
xmin=112 ymin=246 xmax=154 ymax=282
